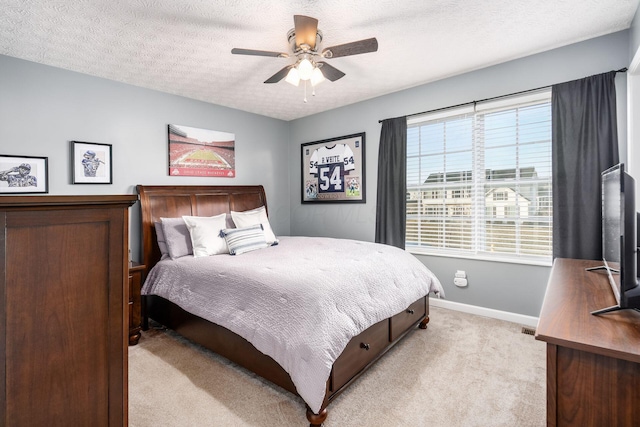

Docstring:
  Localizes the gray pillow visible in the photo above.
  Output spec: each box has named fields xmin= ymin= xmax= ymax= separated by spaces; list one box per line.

xmin=160 ymin=217 xmax=193 ymax=259
xmin=154 ymin=222 xmax=170 ymax=260
xmin=225 ymin=212 xmax=235 ymax=229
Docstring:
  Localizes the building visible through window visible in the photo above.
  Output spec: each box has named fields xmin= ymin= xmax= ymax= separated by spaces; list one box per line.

xmin=405 ymin=90 xmax=552 ymax=263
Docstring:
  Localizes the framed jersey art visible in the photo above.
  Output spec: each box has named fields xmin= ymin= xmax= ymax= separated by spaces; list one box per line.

xmin=301 ymin=132 xmax=365 ymax=203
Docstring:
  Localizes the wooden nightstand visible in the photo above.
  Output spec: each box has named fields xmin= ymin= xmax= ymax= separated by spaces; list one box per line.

xmin=128 ymin=262 xmax=146 ymax=345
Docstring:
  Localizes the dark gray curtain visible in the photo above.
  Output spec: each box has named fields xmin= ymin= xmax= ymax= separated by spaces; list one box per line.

xmin=375 ymin=117 xmax=407 ymax=248
xmin=552 ymin=71 xmax=619 ymax=260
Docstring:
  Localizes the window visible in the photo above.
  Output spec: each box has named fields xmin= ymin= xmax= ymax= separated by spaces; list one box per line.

xmin=493 ymin=191 xmax=508 ymax=201
xmin=406 ymin=90 xmax=552 ymax=264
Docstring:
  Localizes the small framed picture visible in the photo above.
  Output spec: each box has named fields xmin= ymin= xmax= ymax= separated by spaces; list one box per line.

xmin=0 ymin=154 xmax=48 ymax=194
xmin=71 ymin=141 xmax=112 ymax=184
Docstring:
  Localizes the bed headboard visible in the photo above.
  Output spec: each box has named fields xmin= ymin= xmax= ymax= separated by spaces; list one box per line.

xmin=136 ymin=185 xmax=268 ymax=271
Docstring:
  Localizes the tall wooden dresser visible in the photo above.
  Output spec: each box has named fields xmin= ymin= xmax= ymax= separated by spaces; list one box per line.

xmin=0 ymin=195 xmax=137 ymax=426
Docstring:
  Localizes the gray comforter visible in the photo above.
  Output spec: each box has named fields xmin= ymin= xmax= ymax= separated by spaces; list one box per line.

xmin=142 ymin=236 xmax=444 ymax=413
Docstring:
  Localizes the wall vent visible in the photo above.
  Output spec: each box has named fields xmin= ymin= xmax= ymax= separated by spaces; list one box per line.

xmin=521 ymin=326 xmax=536 ymax=336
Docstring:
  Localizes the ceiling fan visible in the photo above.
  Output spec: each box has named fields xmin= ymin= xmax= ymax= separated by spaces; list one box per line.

xmin=231 ymin=15 xmax=378 ymax=93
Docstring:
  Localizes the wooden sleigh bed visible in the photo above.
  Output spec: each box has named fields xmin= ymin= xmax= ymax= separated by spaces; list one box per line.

xmin=137 ymin=184 xmax=432 ymax=426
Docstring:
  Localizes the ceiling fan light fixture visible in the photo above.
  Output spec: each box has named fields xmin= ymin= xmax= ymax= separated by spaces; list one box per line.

xmin=285 ymin=67 xmax=300 ymax=86
xmin=297 ymin=58 xmax=314 ymax=80
xmin=310 ymin=67 xmax=325 ymax=86
xmin=233 ymin=15 xmax=378 ymax=99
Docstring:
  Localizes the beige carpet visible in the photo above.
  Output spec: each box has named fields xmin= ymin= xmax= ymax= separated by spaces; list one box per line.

xmin=129 ymin=306 xmax=546 ymax=427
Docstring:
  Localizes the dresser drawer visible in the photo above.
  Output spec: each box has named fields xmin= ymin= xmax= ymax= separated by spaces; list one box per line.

xmin=332 ymin=318 xmax=389 ymax=391
xmin=390 ymin=297 xmax=426 ymax=341
xmin=128 ymin=263 xmax=145 ymax=345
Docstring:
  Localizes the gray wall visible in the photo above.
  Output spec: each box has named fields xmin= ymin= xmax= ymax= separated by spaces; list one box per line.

xmin=0 ymin=54 xmax=291 ymax=262
xmin=288 ymin=30 xmax=630 ymax=317
xmin=0 ymin=30 xmax=632 ymax=319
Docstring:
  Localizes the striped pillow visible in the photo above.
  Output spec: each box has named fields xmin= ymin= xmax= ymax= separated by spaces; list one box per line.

xmin=220 ymin=224 xmax=268 ymax=255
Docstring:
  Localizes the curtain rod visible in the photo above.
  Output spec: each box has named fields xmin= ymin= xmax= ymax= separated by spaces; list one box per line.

xmin=378 ymin=68 xmax=628 ymax=124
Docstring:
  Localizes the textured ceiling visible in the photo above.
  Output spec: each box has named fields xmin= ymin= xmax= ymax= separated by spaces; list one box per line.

xmin=1 ymin=0 xmax=638 ymax=121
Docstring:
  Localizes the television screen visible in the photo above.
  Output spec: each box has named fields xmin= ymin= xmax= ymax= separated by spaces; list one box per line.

xmin=593 ymin=163 xmax=640 ymax=315
xmin=602 ymin=165 xmax=622 ymax=304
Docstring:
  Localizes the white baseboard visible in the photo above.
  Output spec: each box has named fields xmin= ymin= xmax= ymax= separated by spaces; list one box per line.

xmin=430 ymin=298 xmax=539 ymax=327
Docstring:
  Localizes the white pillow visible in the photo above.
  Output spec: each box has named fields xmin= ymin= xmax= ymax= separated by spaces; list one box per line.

xmin=182 ymin=213 xmax=229 ymax=257
xmin=230 ymin=206 xmax=278 ymax=245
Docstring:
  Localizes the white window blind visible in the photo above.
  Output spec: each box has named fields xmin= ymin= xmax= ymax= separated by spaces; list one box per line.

xmin=406 ymin=90 xmax=552 ymax=264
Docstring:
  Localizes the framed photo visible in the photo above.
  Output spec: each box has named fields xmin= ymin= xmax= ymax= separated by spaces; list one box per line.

xmin=301 ymin=132 xmax=366 ymax=204
xmin=168 ymin=124 xmax=236 ymax=177
xmin=0 ymin=154 xmax=48 ymax=194
xmin=71 ymin=141 xmax=112 ymax=184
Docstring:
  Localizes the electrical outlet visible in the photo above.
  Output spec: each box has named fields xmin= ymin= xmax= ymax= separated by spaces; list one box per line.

xmin=454 ymin=277 xmax=468 ymax=287
xmin=455 ymin=270 xmax=466 ymax=278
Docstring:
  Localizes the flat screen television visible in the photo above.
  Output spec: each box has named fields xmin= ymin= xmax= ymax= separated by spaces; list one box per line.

xmin=589 ymin=163 xmax=640 ymax=315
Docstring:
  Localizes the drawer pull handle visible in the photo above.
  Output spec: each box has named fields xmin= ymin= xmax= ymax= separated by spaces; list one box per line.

xmin=406 ymin=309 xmax=415 ymax=314
xmin=360 ymin=343 xmax=370 ymax=351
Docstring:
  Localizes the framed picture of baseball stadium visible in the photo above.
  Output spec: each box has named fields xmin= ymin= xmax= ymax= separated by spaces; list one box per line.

xmin=0 ymin=154 xmax=48 ymax=194
xmin=301 ymin=132 xmax=366 ymax=204
xmin=168 ymin=124 xmax=236 ymax=177
xmin=71 ymin=141 xmax=112 ymax=184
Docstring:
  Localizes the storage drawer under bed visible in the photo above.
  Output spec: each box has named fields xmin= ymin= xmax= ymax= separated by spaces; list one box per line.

xmin=390 ymin=298 xmax=426 ymax=341
xmin=330 ymin=296 xmax=427 ymax=393
xmin=331 ymin=318 xmax=389 ymax=391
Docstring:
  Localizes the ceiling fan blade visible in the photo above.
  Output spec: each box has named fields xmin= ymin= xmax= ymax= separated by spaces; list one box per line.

xmin=232 ymin=48 xmax=289 ymax=58
xmin=316 ymin=62 xmax=345 ymax=82
xmin=322 ymin=38 xmax=378 ymax=58
xmin=293 ymin=15 xmax=319 ymax=50
xmin=264 ymin=65 xmax=293 ymax=84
